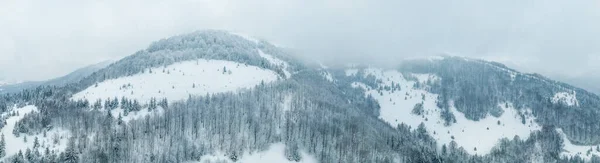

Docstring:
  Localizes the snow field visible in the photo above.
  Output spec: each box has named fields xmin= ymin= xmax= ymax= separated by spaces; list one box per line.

xmin=72 ymin=59 xmax=280 ymax=104
xmin=352 ymin=68 xmax=541 ymax=155
xmin=556 ymin=128 xmax=600 ymax=160
xmin=194 ymin=143 xmax=317 ymax=163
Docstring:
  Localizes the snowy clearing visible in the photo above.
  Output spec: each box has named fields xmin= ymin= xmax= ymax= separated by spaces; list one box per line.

xmin=1 ymin=105 xmax=70 ymax=160
xmin=193 ymin=143 xmax=317 ymax=163
xmin=72 ymin=59 xmax=279 ymax=103
xmin=556 ymin=128 xmax=600 ymax=160
xmin=552 ymin=91 xmax=579 ymax=107
xmin=353 ymin=68 xmax=541 ymax=155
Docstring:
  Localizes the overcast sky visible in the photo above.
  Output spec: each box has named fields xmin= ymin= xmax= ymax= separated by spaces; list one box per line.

xmin=1 ymin=0 xmax=599 ymax=89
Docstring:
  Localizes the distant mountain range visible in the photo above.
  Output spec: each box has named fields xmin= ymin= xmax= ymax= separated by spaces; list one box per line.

xmin=0 ymin=60 xmax=113 ymax=94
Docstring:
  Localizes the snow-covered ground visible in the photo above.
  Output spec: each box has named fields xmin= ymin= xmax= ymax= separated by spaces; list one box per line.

xmin=193 ymin=143 xmax=317 ymax=163
xmin=72 ymin=59 xmax=279 ymax=104
xmin=258 ymin=49 xmax=291 ymax=79
xmin=556 ymin=128 xmax=600 ymax=160
xmin=282 ymin=94 xmax=293 ymax=112
xmin=321 ymin=71 xmax=334 ymax=82
xmin=345 ymin=69 xmax=358 ymax=76
xmin=108 ymin=107 xmax=165 ymax=123
xmin=1 ymin=105 xmax=70 ymax=160
xmin=552 ymin=91 xmax=579 ymax=107
xmin=351 ymin=68 xmax=541 ymax=155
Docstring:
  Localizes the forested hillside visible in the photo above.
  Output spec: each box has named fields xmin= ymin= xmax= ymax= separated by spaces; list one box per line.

xmin=0 ymin=31 xmax=599 ymax=162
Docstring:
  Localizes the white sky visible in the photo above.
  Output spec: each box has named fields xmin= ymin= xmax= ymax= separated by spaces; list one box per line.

xmin=1 ymin=0 xmax=599 ymax=89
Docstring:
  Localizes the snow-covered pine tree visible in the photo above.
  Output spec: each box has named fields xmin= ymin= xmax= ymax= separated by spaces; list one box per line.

xmin=0 ymin=133 xmax=5 ymax=158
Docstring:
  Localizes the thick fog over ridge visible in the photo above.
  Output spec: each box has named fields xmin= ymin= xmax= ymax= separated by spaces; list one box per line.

xmin=1 ymin=0 xmax=599 ymax=91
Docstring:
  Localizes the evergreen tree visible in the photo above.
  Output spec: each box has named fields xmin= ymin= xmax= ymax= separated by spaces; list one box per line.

xmin=0 ymin=133 xmax=5 ymax=158
xmin=25 ymin=148 xmax=33 ymax=162
xmin=33 ymin=137 xmax=40 ymax=149
xmin=63 ymin=138 xmax=79 ymax=163
xmin=13 ymin=150 xmax=25 ymax=163
xmin=93 ymin=99 xmax=102 ymax=110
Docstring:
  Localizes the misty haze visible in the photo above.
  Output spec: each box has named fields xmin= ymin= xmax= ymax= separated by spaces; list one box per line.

xmin=1 ymin=1 xmax=599 ymax=163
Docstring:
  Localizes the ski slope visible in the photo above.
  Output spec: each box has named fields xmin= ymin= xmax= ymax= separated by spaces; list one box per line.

xmin=193 ymin=143 xmax=317 ymax=163
xmin=350 ymin=68 xmax=541 ymax=155
xmin=1 ymin=105 xmax=70 ymax=160
xmin=72 ymin=59 xmax=279 ymax=104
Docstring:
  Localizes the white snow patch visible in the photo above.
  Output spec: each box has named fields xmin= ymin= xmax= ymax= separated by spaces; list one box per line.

xmin=552 ymin=91 xmax=579 ymax=107
xmin=345 ymin=69 xmax=359 ymax=76
xmin=427 ymin=56 xmax=445 ymax=61
xmin=556 ymin=128 xmax=600 ymax=160
xmin=258 ymin=49 xmax=291 ymax=79
xmin=411 ymin=73 xmax=440 ymax=84
xmin=351 ymin=82 xmax=370 ymax=90
xmin=355 ymin=68 xmax=541 ymax=155
xmin=106 ymin=107 xmax=165 ymax=123
xmin=194 ymin=143 xmax=317 ymax=163
xmin=195 ymin=151 xmax=230 ymax=163
xmin=510 ymin=73 xmax=516 ymax=82
xmin=318 ymin=62 xmax=329 ymax=69
xmin=282 ymin=95 xmax=293 ymax=112
xmin=321 ymin=71 xmax=334 ymax=82
xmin=1 ymin=105 xmax=71 ymax=160
xmin=72 ymin=59 xmax=279 ymax=103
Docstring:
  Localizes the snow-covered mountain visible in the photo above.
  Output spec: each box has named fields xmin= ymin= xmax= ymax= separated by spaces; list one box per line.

xmin=1 ymin=30 xmax=599 ymax=162
xmin=0 ymin=80 xmax=19 ymax=87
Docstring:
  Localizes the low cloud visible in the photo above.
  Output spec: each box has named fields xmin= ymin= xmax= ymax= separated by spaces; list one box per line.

xmin=1 ymin=0 xmax=599 ymax=84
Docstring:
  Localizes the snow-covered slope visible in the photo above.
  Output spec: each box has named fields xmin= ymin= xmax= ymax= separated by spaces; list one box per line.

xmin=349 ymin=68 xmax=540 ymax=155
xmin=1 ymin=105 xmax=70 ymax=160
xmin=557 ymin=128 xmax=600 ymax=160
xmin=258 ymin=49 xmax=291 ymax=79
xmin=193 ymin=143 xmax=317 ymax=163
xmin=72 ymin=59 xmax=279 ymax=103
